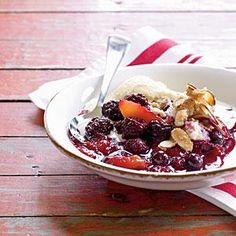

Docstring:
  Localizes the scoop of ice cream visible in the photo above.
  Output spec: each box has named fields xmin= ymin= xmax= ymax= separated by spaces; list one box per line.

xmin=110 ymin=75 xmax=185 ymax=101
xmin=185 ymin=120 xmax=210 ymax=141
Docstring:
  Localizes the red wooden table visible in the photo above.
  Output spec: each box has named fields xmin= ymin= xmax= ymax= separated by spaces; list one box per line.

xmin=0 ymin=1 xmax=236 ymax=235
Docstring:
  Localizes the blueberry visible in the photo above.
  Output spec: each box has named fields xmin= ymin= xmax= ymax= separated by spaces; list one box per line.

xmin=210 ymin=130 xmax=224 ymax=145
xmin=151 ymin=149 xmax=170 ymax=166
xmin=186 ymin=153 xmax=204 ymax=171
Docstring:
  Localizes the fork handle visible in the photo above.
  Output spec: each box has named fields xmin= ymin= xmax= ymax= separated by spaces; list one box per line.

xmin=97 ymin=34 xmax=131 ymax=108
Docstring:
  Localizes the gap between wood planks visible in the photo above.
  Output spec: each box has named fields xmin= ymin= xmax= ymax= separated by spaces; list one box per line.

xmin=0 ymin=174 xmax=97 ymax=177
xmin=0 ymin=68 xmax=85 ymax=70
xmin=1 ymin=10 xmax=236 ymax=14
xmin=0 ymin=66 xmax=235 ymax=70
xmin=0 ymin=214 xmax=232 ymax=218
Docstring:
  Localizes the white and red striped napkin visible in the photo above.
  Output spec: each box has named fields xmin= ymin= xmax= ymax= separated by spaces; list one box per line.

xmin=29 ymin=26 xmax=236 ymax=216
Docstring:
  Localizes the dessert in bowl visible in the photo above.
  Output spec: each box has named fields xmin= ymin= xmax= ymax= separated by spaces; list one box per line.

xmin=45 ymin=64 xmax=236 ymax=190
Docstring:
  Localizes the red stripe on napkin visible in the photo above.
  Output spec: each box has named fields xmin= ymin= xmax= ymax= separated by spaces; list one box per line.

xmin=177 ymin=54 xmax=193 ymax=63
xmin=189 ymin=56 xmax=202 ymax=64
xmin=213 ymin=183 xmax=236 ymax=198
xmin=128 ymin=39 xmax=178 ymax=66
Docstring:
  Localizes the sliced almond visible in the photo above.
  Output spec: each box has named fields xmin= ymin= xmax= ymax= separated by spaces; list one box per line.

xmin=177 ymin=98 xmax=195 ymax=115
xmin=171 ymin=128 xmax=193 ymax=152
xmin=187 ymin=83 xmax=197 ymax=91
xmin=186 ymin=84 xmax=215 ymax=107
xmin=175 ymin=109 xmax=188 ymax=127
xmin=194 ymin=104 xmax=209 ymax=117
xmin=158 ymin=139 xmax=176 ymax=150
xmin=186 ymin=84 xmax=197 ymax=97
xmin=203 ymin=90 xmax=216 ymax=106
xmin=173 ymin=97 xmax=186 ymax=108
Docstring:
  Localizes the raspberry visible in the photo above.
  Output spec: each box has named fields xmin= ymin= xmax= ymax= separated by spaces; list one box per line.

xmin=124 ymin=138 xmax=149 ymax=154
xmin=166 ymin=146 xmax=185 ymax=157
xmin=145 ymin=120 xmax=172 ymax=142
xmin=151 ymin=149 xmax=170 ymax=166
xmin=186 ymin=153 xmax=204 ymax=171
xmin=102 ymin=100 xmax=123 ymax=121
xmin=121 ymin=117 xmax=147 ymax=139
xmin=85 ymin=117 xmax=113 ymax=139
xmin=124 ymin=93 xmax=149 ymax=108
xmin=170 ymin=157 xmax=186 ymax=171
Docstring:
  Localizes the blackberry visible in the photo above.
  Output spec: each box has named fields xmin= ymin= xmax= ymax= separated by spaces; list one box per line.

xmin=102 ymin=100 xmax=123 ymax=121
xmin=124 ymin=138 xmax=149 ymax=154
xmin=146 ymin=120 xmax=172 ymax=142
xmin=151 ymin=148 xmax=170 ymax=166
xmin=124 ymin=93 xmax=149 ymax=108
xmin=114 ymin=120 xmax=124 ymax=134
xmin=210 ymin=129 xmax=224 ymax=145
xmin=85 ymin=117 xmax=113 ymax=139
xmin=186 ymin=153 xmax=204 ymax=171
xmin=121 ymin=117 xmax=147 ymax=139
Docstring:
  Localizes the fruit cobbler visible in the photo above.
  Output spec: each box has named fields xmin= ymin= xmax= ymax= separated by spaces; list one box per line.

xmin=69 ymin=76 xmax=236 ymax=172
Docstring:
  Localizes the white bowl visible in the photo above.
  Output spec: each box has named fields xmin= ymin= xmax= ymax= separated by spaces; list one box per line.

xmin=45 ymin=64 xmax=236 ymax=190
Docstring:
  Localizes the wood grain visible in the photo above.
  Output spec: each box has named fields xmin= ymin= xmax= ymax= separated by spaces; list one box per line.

xmin=0 ymin=13 xmax=235 ymax=68
xmin=0 ymin=216 xmax=235 ymax=235
xmin=0 ymin=103 xmax=45 ymax=136
xmin=0 ymin=70 xmax=81 ymax=100
xmin=0 ymin=176 xmax=226 ymax=216
xmin=1 ymin=13 xmax=235 ymax=40
xmin=0 ymin=0 xmax=234 ymax=232
xmin=0 ymin=138 xmax=92 ymax=175
xmin=0 ymin=0 xmax=235 ymax=12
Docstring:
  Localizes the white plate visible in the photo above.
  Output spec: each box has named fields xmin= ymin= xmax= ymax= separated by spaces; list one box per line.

xmin=45 ymin=64 xmax=236 ymax=190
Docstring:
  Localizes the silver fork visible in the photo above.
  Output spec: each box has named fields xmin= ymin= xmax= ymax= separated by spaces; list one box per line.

xmin=68 ymin=34 xmax=131 ymax=141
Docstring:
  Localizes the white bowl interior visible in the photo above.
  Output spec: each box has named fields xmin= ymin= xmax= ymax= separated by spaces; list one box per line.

xmin=45 ymin=64 xmax=236 ymax=177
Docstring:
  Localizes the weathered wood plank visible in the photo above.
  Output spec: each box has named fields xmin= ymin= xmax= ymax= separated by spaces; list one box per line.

xmin=0 ymin=138 xmax=92 ymax=175
xmin=1 ymin=40 xmax=235 ymax=69
xmin=0 ymin=0 xmax=235 ymax=12
xmin=0 ymin=216 xmax=235 ymax=235
xmin=0 ymin=176 xmax=227 ymax=216
xmin=0 ymin=13 xmax=235 ymax=40
xmin=0 ymin=103 xmax=45 ymax=136
xmin=0 ymin=13 xmax=235 ymax=68
xmin=0 ymin=70 xmax=80 ymax=100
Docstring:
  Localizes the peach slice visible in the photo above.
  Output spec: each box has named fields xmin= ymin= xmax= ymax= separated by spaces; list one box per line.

xmin=106 ymin=155 xmax=147 ymax=170
xmin=119 ymin=99 xmax=161 ymax=122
